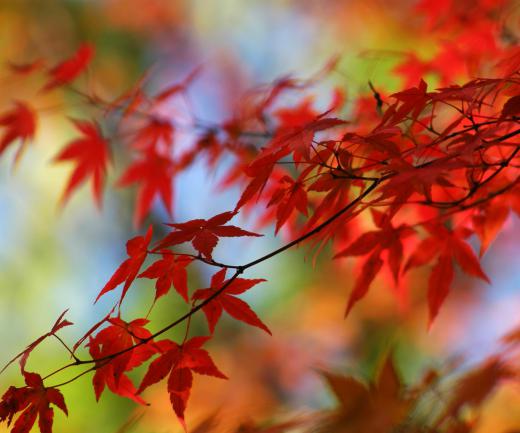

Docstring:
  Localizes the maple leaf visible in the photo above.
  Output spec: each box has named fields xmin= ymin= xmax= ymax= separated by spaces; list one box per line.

xmin=234 ymin=148 xmax=288 ymax=211
xmin=427 ymin=253 xmax=454 ymax=326
xmin=318 ymin=355 xmax=413 ymax=433
xmin=267 ymin=175 xmax=308 ymax=233
xmin=389 ymin=78 xmax=431 ymax=124
xmin=192 ymin=269 xmax=270 ymax=334
xmin=130 ymin=118 xmax=174 ymax=153
xmin=0 ymin=101 xmax=37 ymax=164
xmin=379 ymin=158 xmax=462 ymax=203
xmin=117 ymin=152 xmax=175 ymax=227
xmin=334 ymin=210 xmax=414 ymax=315
xmin=270 ymin=116 xmax=347 ymax=163
xmin=155 ymin=211 xmax=262 ymax=259
xmin=405 ymin=225 xmax=490 ymax=324
xmin=305 ymin=170 xmax=352 ymax=230
xmin=87 ymin=318 xmax=157 ymax=404
xmin=472 ymin=199 xmax=510 ymax=256
xmin=138 ymin=336 xmax=226 ymax=428
xmin=138 ymin=251 xmax=192 ymax=302
xmin=274 ymin=97 xmax=320 ymax=128
xmin=95 ymin=226 xmax=152 ymax=304
xmin=0 ymin=371 xmax=67 ymax=433
xmin=54 ymin=119 xmax=110 ymax=208
xmin=437 ymin=357 xmax=513 ymax=425
xmin=43 ymin=43 xmax=94 ymax=91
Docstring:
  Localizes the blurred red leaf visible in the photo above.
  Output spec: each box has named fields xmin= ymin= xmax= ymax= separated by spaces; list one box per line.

xmin=0 ymin=102 xmax=37 ymax=164
xmin=54 ymin=119 xmax=110 ymax=207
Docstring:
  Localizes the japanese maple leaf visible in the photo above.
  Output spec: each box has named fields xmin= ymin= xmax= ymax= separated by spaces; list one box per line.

xmin=155 ymin=211 xmax=262 ymax=259
xmin=334 ymin=210 xmax=414 ymax=316
xmin=274 ymin=97 xmax=319 ymax=128
xmin=379 ymin=158 xmax=461 ymax=203
xmin=267 ymin=175 xmax=308 ymax=234
xmin=438 ymin=357 xmax=512 ymax=424
xmin=405 ymin=224 xmax=489 ymax=324
xmin=117 ymin=151 xmax=175 ymax=227
xmin=95 ymin=226 xmax=152 ymax=304
xmin=87 ymin=318 xmax=157 ymax=404
xmin=0 ymin=371 xmax=67 ymax=433
xmin=54 ymin=119 xmax=110 ymax=208
xmin=234 ymin=148 xmax=288 ymax=211
xmin=137 ymin=336 xmax=226 ymax=428
xmin=270 ymin=116 xmax=346 ymax=163
xmin=472 ymin=197 xmax=510 ymax=256
xmin=192 ymin=269 xmax=270 ymax=334
xmin=131 ymin=118 xmax=174 ymax=152
xmin=0 ymin=101 xmax=37 ymax=164
xmin=320 ymin=355 xmax=414 ymax=433
xmin=389 ymin=78 xmax=431 ymax=124
xmin=138 ymin=252 xmax=192 ymax=302
xmin=43 ymin=43 xmax=94 ymax=91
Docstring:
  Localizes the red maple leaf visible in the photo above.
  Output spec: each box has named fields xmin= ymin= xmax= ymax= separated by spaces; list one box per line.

xmin=389 ymin=78 xmax=431 ymax=124
xmin=267 ymin=175 xmax=308 ymax=233
xmin=117 ymin=152 xmax=175 ymax=227
xmin=43 ymin=43 xmax=94 ymax=91
xmin=270 ymin=116 xmax=346 ymax=163
xmin=405 ymin=224 xmax=489 ymax=324
xmin=130 ymin=118 xmax=174 ymax=152
xmin=137 ymin=336 xmax=226 ymax=428
xmin=95 ymin=226 xmax=152 ymax=304
xmin=138 ymin=252 xmax=192 ymax=302
xmin=0 ymin=101 xmax=37 ymax=164
xmin=334 ymin=210 xmax=414 ymax=316
xmin=155 ymin=211 xmax=262 ymax=259
xmin=0 ymin=371 xmax=67 ymax=433
xmin=192 ymin=268 xmax=270 ymax=334
xmin=87 ymin=318 xmax=157 ymax=404
xmin=54 ymin=119 xmax=110 ymax=208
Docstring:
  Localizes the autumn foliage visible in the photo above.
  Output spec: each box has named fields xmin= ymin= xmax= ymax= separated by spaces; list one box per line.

xmin=1 ymin=1 xmax=520 ymax=432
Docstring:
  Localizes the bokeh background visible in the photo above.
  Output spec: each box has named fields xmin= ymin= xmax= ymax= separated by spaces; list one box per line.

xmin=1 ymin=1 xmax=519 ymax=432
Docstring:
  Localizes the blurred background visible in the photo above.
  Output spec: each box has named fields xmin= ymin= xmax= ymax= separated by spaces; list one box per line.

xmin=0 ymin=0 xmax=519 ymax=432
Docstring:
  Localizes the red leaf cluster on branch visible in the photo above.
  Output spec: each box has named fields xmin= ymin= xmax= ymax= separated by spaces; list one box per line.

xmin=1 ymin=0 xmax=520 ymax=431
